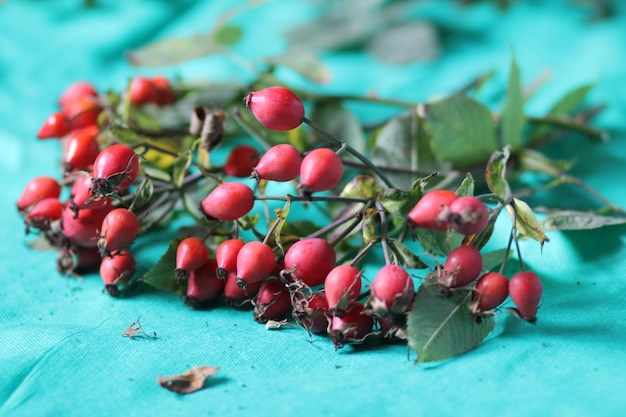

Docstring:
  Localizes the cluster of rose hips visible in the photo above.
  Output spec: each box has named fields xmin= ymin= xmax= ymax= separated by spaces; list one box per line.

xmin=18 ymin=82 xmax=542 ymax=352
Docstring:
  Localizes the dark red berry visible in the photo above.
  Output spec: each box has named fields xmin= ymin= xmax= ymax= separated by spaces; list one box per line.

xmin=185 ymin=259 xmax=225 ymax=308
xmin=62 ymin=205 xmax=112 ymax=248
xmin=216 ymin=238 xmax=245 ymax=279
xmin=253 ymin=278 xmax=292 ymax=322
xmin=223 ymin=145 xmax=260 ymax=178
xmin=98 ymin=208 xmax=139 ymax=257
xmin=293 ymin=292 xmax=330 ymax=334
xmin=408 ymin=190 xmax=458 ymax=231
xmin=299 ymin=148 xmax=343 ymax=195
xmin=329 ymin=302 xmax=374 ymax=349
xmin=469 ymin=272 xmax=509 ymax=315
xmin=252 ymin=144 xmax=302 ymax=182
xmin=508 ymin=271 xmax=542 ymax=323
xmin=224 ymin=271 xmax=263 ymax=304
xmin=37 ymin=111 xmax=71 ymax=139
xmin=25 ymin=197 xmax=64 ymax=232
xmin=235 ymin=241 xmax=276 ymax=288
xmin=200 ymin=182 xmax=255 ymax=221
xmin=70 ymin=174 xmax=113 ymax=211
xmin=448 ymin=196 xmax=490 ymax=236
xmin=370 ymin=264 xmax=415 ymax=314
xmin=17 ymin=176 xmax=61 ymax=212
xmin=59 ymin=81 xmax=98 ymax=113
xmin=244 ymin=86 xmax=304 ymax=131
xmin=324 ymin=264 xmax=362 ymax=316
xmin=440 ymin=245 xmax=483 ymax=289
xmin=283 ymin=238 xmax=336 ymax=287
xmin=152 ymin=76 xmax=176 ymax=106
xmin=175 ymin=237 xmax=209 ymax=281
xmin=64 ymin=129 xmax=100 ymax=172
xmin=65 ymin=96 xmax=102 ymax=130
xmin=57 ymin=246 xmax=102 ymax=275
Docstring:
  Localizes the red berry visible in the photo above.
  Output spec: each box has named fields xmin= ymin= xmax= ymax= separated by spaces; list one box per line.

xmin=37 ymin=112 xmax=71 ymax=139
xmin=370 ymin=264 xmax=415 ymax=314
xmin=25 ymin=197 xmax=64 ymax=232
xmin=329 ymin=302 xmax=374 ymax=349
xmin=65 ymin=96 xmax=102 ymax=130
xmin=252 ymin=144 xmax=302 ymax=182
xmin=98 ymin=208 xmax=139 ymax=257
xmin=59 ymin=81 xmax=98 ymax=113
xmin=17 ymin=176 xmax=61 ymax=212
xmin=469 ymin=272 xmax=509 ymax=315
xmin=408 ymin=190 xmax=458 ymax=231
xmin=244 ymin=86 xmax=304 ymax=131
xmin=253 ymin=278 xmax=292 ymax=322
xmin=509 ymin=271 xmax=542 ymax=323
xmin=299 ymin=148 xmax=343 ymax=195
xmin=70 ymin=174 xmax=113 ymax=211
xmin=223 ymin=145 xmax=260 ymax=178
xmin=56 ymin=246 xmax=102 ymax=275
xmin=175 ymin=237 xmax=209 ymax=281
xmin=293 ymin=292 xmax=330 ymax=334
xmin=92 ymin=144 xmax=139 ymax=195
xmin=152 ymin=76 xmax=176 ymax=106
xmin=64 ymin=129 xmax=100 ymax=172
xmin=448 ymin=196 xmax=490 ymax=236
xmin=224 ymin=271 xmax=263 ymax=304
xmin=216 ymin=238 xmax=245 ymax=279
xmin=324 ymin=265 xmax=362 ymax=315
xmin=185 ymin=258 xmax=225 ymax=308
xmin=100 ymin=250 xmax=136 ymax=296
xmin=129 ymin=76 xmax=158 ymax=105
xmin=200 ymin=182 xmax=255 ymax=221
xmin=440 ymin=245 xmax=483 ymax=288
xmin=62 ymin=205 xmax=112 ymax=248
xmin=283 ymin=238 xmax=336 ymax=287
xmin=235 ymin=241 xmax=276 ymax=287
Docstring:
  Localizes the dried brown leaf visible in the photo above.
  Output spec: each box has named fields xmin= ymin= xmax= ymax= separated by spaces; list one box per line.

xmin=157 ymin=366 xmax=220 ymax=394
xmin=121 ymin=316 xmax=157 ymax=339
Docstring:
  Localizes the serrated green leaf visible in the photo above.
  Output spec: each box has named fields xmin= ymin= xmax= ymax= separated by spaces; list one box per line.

xmin=408 ymin=273 xmax=495 ymax=363
xmin=481 ymin=248 xmax=509 ymax=272
xmin=425 ymin=95 xmax=498 ymax=168
xmin=454 ymin=173 xmax=475 ymax=197
xmin=367 ymin=21 xmax=439 ymax=65
xmin=507 ymin=198 xmax=549 ymax=244
xmin=387 ymin=238 xmax=428 ymax=269
xmin=378 ymin=177 xmax=426 ymax=218
xmin=485 ymin=147 xmax=513 ymax=204
xmin=310 ymin=101 xmax=365 ymax=152
xmin=541 ymin=210 xmax=626 ymax=231
xmin=413 ymin=228 xmax=462 ymax=257
xmin=264 ymin=51 xmax=332 ymax=84
xmin=127 ymin=34 xmax=222 ymax=67
xmin=141 ymin=239 xmax=186 ymax=293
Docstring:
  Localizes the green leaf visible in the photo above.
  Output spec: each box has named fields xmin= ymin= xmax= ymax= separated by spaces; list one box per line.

xmin=485 ymin=147 xmax=513 ymax=204
xmin=387 ymin=239 xmax=428 ymax=269
xmin=454 ymin=173 xmax=475 ymax=197
xmin=141 ymin=239 xmax=186 ymax=293
xmin=500 ymin=53 xmax=525 ymax=150
xmin=310 ymin=101 xmax=365 ymax=152
xmin=127 ymin=34 xmax=222 ymax=67
xmin=413 ymin=228 xmax=463 ymax=257
xmin=264 ymin=51 xmax=332 ymax=84
xmin=379 ymin=177 xmax=428 ymax=218
xmin=340 ymin=175 xmax=381 ymax=199
xmin=407 ymin=273 xmax=495 ymax=364
xmin=367 ymin=21 xmax=439 ymax=65
xmin=272 ymin=200 xmax=291 ymax=255
xmin=481 ymin=248 xmax=509 ymax=272
xmin=541 ymin=210 xmax=626 ymax=231
xmin=517 ymin=148 xmax=573 ymax=177
xmin=530 ymin=84 xmax=594 ymax=140
xmin=425 ymin=95 xmax=498 ymax=168
xmin=171 ymin=152 xmax=193 ymax=188
xmin=213 ymin=25 xmax=242 ymax=46
xmin=507 ymin=198 xmax=549 ymax=245
xmin=182 ymin=193 xmax=204 ymax=222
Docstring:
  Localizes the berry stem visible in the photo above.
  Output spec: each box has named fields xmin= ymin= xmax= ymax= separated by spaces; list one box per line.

xmin=349 ymin=239 xmax=380 ymax=267
xmin=254 ymin=194 xmax=371 ymax=204
xmin=375 ymin=199 xmax=391 ymax=265
xmin=301 ymin=117 xmax=394 ymax=188
xmin=308 ymin=206 xmax=367 ymax=241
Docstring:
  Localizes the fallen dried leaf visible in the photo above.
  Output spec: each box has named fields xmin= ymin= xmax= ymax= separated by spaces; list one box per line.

xmin=157 ymin=366 xmax=220 ymax=394
xmin=122 ymin=316 xmax=157 ymax=339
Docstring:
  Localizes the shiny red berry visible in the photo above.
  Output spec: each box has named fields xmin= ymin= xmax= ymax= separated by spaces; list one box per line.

xmin=509 ymin=271 xmax=542 ymax=323
xmin=224 ymin=271 xmax=263 ymax=305
xmin=175 ymin=237 xmax=209 ymax=281
xmin=469 ymin=272 xmax=509 ymax=315
xmin=152 ymin=76 xmax=176 ymax=106
xmin=408 ymin=190 xmax=458 ymax=231
xmin=37 ymin=112 xmax=71 ymax=139
xmin=370 ymin=264 xmax=415 ymax=314
xmin=59 ymin=81 xmax=98 ymax=113
xmin=70 ymin=174 xmax=113 ymax=211
xmin=185 ymin=258 xmax=225 ymax=308
xmin=440 ymin=245 xmax=483 ymax=289
xmin=223 ymin=145 xmax=260 ymax=178
xmin=200 ymin=182 xmax=255 ymax=221
xmin=100 ymin=250 xmax=136 ymax=296
xmin=129 ymin=76 xmax=158 ymax=105
xmin=252 ymin=144 xmax=302 ymax=182
xmin=329 ymin=302 xmax=374 ymax=349
xmin=299 ymin=148 xmax=343 ymax=195
xmin=65 ymin=96 xmax=102 ymax=130
xmin=98 ymin=208 xmax=139 ymax=257
xmin=25 ymin=197 xmax=64 ymax=232
xmin=235 ymin=241 xmax=276 ymax=288
xmin=244 ymin=86 xmax=304 ymax=131
xmin=253 ymin=278 xmax=292 ymax=323
xmin=284 ymin=238 xmax=336 ymax=287
xmin=216 ymin=238 xmax=245 ymax=279
xmin=17 ymin=176 xmax=61 ymax=212
xmin=62 ymin=205 xmax=112 ymax=248
xmin=324 ymin=265 xmax=362 ymax=315
xmin=64 ymin=129 xmax=100 ymax=172
xmin=448 ymin=196 xmax=490 ymax=236
xmin=92 ymin=144 xmax=139 ymax=195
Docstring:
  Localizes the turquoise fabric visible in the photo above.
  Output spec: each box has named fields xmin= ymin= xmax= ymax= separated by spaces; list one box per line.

xmin=2 ymin=1 xmax=626 ymax=416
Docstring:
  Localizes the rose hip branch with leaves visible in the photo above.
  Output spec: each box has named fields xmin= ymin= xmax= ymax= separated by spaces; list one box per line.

xmin=18 ymin=55 xmax=624 ymax=363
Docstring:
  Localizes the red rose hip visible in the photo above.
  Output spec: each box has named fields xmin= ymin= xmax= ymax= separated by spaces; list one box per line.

xmin=408 ymin=190 xmax=458 ymax=231
xmin=509 ymin=271 xmax=542 ymax=323
xmin=244 ymin=86 xmax=304 ymax=131
xmin=299 ymin=148 xmax=343 ymax=196
xmin=200 ymin=182 xmax=255 ymax=221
